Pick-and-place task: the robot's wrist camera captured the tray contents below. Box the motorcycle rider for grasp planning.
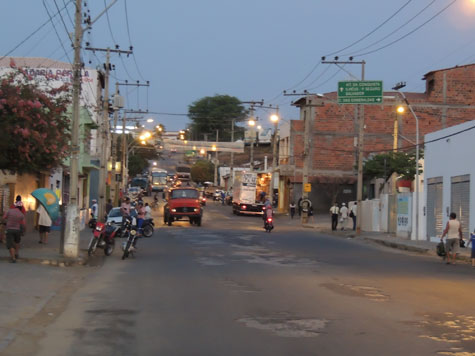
[262,197,273,228]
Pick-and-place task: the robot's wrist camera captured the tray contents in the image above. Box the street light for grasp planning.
[248,119,256,171]
[393,82,420,240]
[212,144,217,151]
[269,112,280,206]
[200,148,205,155]
[147,118,154,123]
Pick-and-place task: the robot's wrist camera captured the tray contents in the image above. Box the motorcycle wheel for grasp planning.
[88,237,98,256]
[104,241,114,256]
[143,224,153,237]
[168,217,172,226]
[122,240,132,260]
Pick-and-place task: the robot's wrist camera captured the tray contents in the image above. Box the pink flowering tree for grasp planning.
[0,69,71,173]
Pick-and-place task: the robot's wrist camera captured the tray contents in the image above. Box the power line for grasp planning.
[324,0,413,57]
[124,0,147,81]
[42,0,71,63]
[341,0,437,57]
[52,0,73,43]
[306,65,346,91]
[1,0,74,60]
[351,0,458,58]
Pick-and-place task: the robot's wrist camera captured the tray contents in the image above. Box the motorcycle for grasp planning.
[262,206,274,233]
[142,218,154,238]
[87,221,119,256]
[122,226,139,260]
[264,216,274,233]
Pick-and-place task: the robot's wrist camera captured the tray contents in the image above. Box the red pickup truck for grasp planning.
[164,187,203,226]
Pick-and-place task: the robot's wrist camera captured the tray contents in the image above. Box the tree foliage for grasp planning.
[0,69,71,173]
[128,154,148,177]
[188,95,247,142]
[363,151,423,182]
[191,160,214,183]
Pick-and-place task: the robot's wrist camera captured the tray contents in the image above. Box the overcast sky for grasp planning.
[2,0,475,131]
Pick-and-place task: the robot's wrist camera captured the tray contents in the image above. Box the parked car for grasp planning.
[163,187,202,226]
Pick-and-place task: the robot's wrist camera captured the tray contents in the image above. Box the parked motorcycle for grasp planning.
[87,221,119,256]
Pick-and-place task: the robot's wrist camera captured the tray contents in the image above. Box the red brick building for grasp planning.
[279,64,475,213]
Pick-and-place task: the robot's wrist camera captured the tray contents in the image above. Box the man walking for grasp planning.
[3,204,25,263]
[330,203,339,231]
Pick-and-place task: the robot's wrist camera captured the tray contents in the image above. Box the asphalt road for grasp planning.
[4,199,475,356]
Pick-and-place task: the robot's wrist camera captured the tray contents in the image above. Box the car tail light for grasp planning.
[242,205,247,210]
[267,218,273,222]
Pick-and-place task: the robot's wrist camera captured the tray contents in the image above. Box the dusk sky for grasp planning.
[2,0,475,131]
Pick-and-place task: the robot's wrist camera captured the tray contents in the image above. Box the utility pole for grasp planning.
[322,59,366,233]
[230,119,235,170]
[99,48,110,222]
[249,106,255,171]
[64,0,120,258]
[84,47,132,220]
[64,0,82,258]
[110,82,120,206]
[214,130,219,186]
[269,106,279,207]
[286,92,323,224]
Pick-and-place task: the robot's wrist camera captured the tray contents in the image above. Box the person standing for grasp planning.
[36,203,52,244]
[144,202,152,220]
[91,199,98,219]
[289,201,296,219]
[330,203,339,231]
[440,212,463,265]
[3,204,25,263]
[340,203,349,231]
[350,202,357,231]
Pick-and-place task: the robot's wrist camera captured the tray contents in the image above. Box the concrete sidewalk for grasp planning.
[0,228,91,266]
[276,212,473,263]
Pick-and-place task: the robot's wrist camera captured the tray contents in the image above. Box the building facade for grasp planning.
[279,64,475,213]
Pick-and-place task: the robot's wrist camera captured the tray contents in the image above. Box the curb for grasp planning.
[0,254,89,267]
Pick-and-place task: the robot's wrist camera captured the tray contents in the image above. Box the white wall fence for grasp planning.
[359,192,426,241]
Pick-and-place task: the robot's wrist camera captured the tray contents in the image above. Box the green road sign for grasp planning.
[338,80,383,104]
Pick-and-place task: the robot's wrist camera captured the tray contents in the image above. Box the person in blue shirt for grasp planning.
[467,230,475,268]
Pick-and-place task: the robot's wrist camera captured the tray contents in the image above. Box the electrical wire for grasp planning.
[306,65,345,91]
[351,0,458,58]
[52,0,73,43]
[42,0,71,63]
[124,0,147,81]
[341,0,437,57]
[1,0,74,60]
[324,0,413,57]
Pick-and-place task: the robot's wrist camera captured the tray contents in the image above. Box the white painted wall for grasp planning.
[424,120,475,238]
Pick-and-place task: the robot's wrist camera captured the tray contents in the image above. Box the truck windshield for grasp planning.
[171,189,198,199]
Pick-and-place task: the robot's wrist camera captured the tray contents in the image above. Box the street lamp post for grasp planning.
[248,118,256,171]
[269,112,279,206]
[393,82,420,240]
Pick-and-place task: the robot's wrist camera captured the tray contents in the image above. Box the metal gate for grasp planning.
[427,177,443,239]
[451,174,470,238]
